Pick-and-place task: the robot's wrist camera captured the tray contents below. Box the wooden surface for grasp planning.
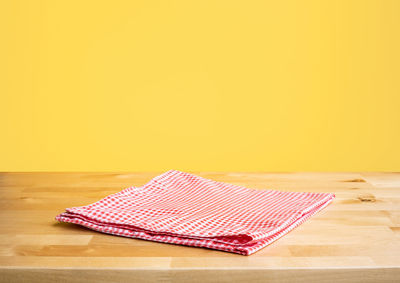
[0,172,399,282]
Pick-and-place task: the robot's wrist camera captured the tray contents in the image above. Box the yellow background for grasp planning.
[1,0,400,172]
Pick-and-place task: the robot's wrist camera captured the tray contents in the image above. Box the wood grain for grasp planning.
[0,172,399,282]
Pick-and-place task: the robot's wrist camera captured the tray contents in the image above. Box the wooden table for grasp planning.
[0,172,399,282]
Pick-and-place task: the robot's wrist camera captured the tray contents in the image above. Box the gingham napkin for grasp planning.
[56,170,335,255]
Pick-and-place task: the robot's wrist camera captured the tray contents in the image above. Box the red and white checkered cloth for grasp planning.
[56,170,335,255]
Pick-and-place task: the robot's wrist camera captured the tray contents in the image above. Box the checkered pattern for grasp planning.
[55,170,335,255]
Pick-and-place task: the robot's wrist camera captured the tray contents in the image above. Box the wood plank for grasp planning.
[0,172,399,282]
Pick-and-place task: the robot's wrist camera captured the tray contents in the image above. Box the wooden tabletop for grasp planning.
[0,172,399,282]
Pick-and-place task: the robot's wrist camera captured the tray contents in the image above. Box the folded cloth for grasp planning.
[56,170,335,255]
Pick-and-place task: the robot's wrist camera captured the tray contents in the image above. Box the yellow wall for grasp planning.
[1,0,400,172]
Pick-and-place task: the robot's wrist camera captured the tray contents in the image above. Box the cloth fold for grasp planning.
[56,170,335,255]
